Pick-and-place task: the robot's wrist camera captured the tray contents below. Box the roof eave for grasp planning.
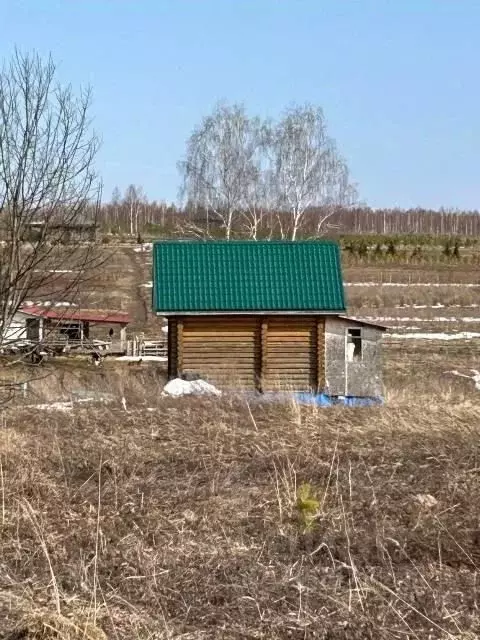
[155,309,347,316]
[338,315,389,331]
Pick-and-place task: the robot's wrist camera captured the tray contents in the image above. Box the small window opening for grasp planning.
[347,328,362,362]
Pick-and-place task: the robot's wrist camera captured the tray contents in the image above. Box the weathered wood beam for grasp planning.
[177,318,184,374]
[259,317,268,392]
[316,317,325,392]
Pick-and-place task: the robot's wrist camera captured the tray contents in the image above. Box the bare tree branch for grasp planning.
[178,103,265,240]
[271,104,356,239]
[0,49,102,353]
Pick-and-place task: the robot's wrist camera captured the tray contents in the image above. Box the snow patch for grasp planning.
[134,243,153,253]
[162,378,222,397]
[140,281,153,288]
[388,331,480,341]
[23,300,77,308]
[346,282,480,288]
[27,401,74,412]
[33,269,76,273]
[394,304,479,309]
[354,316,480,323]
[116,355,167,362]
[446,369,480,390]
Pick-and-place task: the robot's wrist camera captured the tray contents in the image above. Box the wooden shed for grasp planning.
[152,240,386,397]
[7,305,130,352]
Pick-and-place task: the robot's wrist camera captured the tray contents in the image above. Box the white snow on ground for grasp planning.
[26,401,74,412]
[353,316,480,323]
[346,282,480,287]
[446,369,480,390]
[33,269,76,273]
[140,281,153,288]
[22,300,77,307]
[394,304,479,309]
[134,243,153,253]
[162,378,222,397]
[21,397,101,412]
[116,355,167,362]
[161,326,168,333]
[387,331,480,340]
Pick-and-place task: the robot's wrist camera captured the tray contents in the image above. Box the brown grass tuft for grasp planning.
[8,610,106,640]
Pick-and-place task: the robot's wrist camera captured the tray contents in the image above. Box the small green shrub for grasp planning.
[296,482,320,532]
[453,240,461,259]
[386,240,396,256]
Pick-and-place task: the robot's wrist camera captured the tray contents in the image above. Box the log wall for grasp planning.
[167,315,327,392]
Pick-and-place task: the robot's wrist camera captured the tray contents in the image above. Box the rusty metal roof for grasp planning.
[19,306,130,324]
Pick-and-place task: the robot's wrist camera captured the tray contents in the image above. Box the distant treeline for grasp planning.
[99,197,480,238]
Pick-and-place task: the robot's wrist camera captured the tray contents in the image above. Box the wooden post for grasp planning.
[177,318,183,374]
[316,318,325,392]
[120,325,127,351]
[258,317,268,392]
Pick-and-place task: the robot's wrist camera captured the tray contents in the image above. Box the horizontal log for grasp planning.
[184,332,258,339]
[265,378,314,384]
[183,351,257,357]
[182,356,257,362]
[267,318,317,324]
[267,367,313,372]
[267,348,315,355]
[264,386,314,392]
[183,361,255,367]
[183,336,259,342]
[267,338,314,345]
[182,361,256,368]
[267,331,314,336]
[183,344,258,351]
[268,367,313,372]
[184,319,258,326]
[184,323,259,330]
[184,317,258,323]
[266,355,314,361]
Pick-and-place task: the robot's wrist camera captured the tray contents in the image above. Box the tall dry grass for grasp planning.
[1,392,480,638]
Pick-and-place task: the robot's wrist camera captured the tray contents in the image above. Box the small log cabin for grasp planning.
[152,240,386,398]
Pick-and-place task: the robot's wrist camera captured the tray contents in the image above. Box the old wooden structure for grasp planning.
[23,221,98,243]
[7,305,130,354]
[152,240,386,397]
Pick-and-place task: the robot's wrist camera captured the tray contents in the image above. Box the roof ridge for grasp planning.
[152,239,339,245]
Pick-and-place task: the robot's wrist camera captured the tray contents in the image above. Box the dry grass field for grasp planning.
[1,391,480,639]
[1,239,480,638]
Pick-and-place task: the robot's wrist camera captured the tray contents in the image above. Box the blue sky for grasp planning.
[2,0,479,209]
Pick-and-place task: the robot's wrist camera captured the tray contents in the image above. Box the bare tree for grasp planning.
[110,186,121,229]
[178,103,264,240]
[240,161,275,240]
[124,184,146,237]
[271,104,356,240]
[0,50,101,350]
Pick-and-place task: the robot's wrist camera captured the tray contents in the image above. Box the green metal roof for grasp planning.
[152,240,346,313]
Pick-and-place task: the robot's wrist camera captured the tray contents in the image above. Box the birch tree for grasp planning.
[0,50,101,348]
[124,184,146,237]
[271,104,355,240]
[178,103,264,239]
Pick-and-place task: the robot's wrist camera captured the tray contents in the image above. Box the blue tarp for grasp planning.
[293,392,383,407]
[251,391,384,407]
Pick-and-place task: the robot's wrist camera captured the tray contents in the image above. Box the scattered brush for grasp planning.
[1,372,480,637]
[8,610,106,640]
